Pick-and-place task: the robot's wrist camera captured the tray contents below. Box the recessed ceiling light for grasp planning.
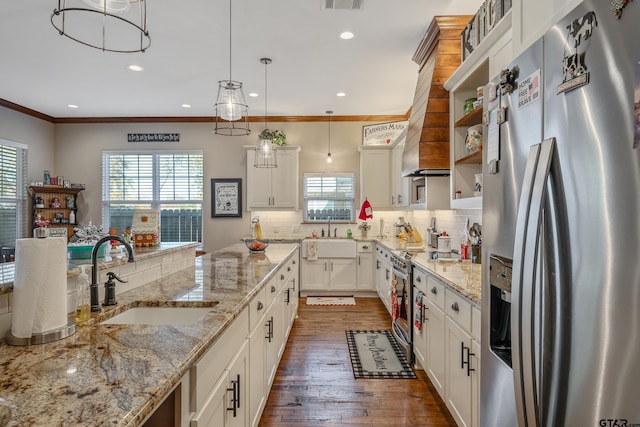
[249,92,259,97]
[340,31,354,40]
[336,92,346,97]
[67,104,79,109]
[128,64,144,72]
[181,104,191,108]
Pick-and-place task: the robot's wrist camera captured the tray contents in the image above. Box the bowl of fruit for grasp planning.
[244,238,270,253]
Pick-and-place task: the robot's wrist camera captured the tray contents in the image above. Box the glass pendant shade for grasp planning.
[326,110,333,164]
[83,0,131,12]
[215,81,248,121]
[255,139,277,168]
[327,152,332,163]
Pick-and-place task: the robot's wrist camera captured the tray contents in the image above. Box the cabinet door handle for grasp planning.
[376,260,380,270]
[285,288,290,305]
[257,301,264,311]
[363,245,369,249]
[281,274,285,280]
[324,262,327,272]
[226,378,238,417]
[292,278,296,292]
[265,317,273,342]
[451,301,459,312]
[358,256,361,266]
[288,266,291,272]
[423,305,429,322]
[431,286,437,295]
[386,269,390,281]
[271,285,276,293]
[416,276,422,283]
[461,343,475,376]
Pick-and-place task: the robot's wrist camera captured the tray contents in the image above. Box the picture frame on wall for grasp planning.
[211,178,242,218]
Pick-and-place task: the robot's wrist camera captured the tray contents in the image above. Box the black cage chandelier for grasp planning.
[51,0,150,53]
[214,0,250,136]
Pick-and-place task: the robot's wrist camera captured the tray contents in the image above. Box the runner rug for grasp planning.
[306,296,356,306]
[345,329,417,379]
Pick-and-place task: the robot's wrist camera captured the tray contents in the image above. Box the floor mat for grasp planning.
[345,329,417,379]
[306,296,356,306]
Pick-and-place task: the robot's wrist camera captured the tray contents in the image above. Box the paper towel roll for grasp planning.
[11,237,68,338]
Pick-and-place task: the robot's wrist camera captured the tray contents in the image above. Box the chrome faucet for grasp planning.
[90,235,134,312]
[327,217,331,238]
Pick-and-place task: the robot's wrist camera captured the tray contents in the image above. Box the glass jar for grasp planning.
[464,97,477,115]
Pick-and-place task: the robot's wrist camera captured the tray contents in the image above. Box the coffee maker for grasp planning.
[426,217,440,249]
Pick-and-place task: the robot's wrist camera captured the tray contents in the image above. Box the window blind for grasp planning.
[303,173,355,222]
[0,139,28,248]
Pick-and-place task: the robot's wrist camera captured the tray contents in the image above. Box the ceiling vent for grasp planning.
[323,0,363,10]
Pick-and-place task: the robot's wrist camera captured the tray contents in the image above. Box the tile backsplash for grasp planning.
[250,208,481,250]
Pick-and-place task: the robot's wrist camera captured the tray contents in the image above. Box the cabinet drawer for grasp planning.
[357,241,374,253]
[445,289,472,333]
[249,287,267,333]
[426,276,446,309]
[265,276,279,309]
[412,267,428,294]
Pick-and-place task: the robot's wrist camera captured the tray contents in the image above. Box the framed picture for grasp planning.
[212,178,242,218]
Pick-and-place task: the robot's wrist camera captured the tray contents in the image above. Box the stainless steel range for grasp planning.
[390,251,413,363]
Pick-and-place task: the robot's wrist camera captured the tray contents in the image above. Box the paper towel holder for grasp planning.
[6,320,76,346]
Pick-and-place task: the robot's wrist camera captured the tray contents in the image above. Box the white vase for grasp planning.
[474,173,483,197]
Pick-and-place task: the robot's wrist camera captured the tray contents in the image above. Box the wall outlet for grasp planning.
[291,224,300,234]
[273,224,279,234]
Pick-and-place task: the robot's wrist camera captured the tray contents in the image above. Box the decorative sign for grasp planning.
[362,120,408,146]
[518,69,541,109]
[558,11,597,94]
[48,228,68,239]
[211,178,242,218]
[128,133,180,142]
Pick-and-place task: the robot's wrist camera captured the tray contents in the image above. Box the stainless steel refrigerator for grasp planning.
[481,0,640,425]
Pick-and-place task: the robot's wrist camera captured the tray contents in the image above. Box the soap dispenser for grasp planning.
[75,265,91,322]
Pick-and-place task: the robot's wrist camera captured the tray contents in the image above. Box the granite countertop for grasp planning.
[0,243,298,426]
[0,242,199,295]
[375,239,482,306]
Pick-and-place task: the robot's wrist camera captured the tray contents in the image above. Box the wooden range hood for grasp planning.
[402,15,472,177]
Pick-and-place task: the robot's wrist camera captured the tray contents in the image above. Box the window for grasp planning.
[303,173,355,222]
[102,151,204,243]
[0,139,27,248]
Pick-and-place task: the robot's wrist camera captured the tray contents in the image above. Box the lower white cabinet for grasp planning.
[411,267,480,427]
[375,246,392,313]
[190,310,249,427]
[356,242,374,290]
[300,258,356,291]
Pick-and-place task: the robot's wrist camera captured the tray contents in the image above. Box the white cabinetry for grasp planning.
[444,12,513,210]
[359,146,391,209]
[412,266,481,427]
[300,258,356,291]
[391,142,409,208]
[246,146,300,210]
[375,245,392,314]
[356,241,374,290]
[190,309,249,427]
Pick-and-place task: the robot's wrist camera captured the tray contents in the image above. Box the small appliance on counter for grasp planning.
[437,232,451,257]
[426,217,440,249]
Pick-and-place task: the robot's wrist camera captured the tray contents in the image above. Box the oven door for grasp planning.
[392,318,411,362]
[390,264,412,362]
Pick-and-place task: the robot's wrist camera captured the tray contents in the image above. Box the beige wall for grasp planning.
[0,106,55,184]
[54,119,370,252]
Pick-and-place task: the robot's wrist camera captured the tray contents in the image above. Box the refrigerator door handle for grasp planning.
[511,138,556,427]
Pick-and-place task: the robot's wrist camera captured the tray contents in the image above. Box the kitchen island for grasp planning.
[0,243,299,426]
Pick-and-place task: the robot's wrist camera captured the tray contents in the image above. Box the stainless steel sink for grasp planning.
[101,304,218,325]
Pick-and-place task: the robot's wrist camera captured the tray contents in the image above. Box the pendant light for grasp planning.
[255,58,277,168]
[214,0,250,136]
[51,0,150,53]
[326,111,333,163]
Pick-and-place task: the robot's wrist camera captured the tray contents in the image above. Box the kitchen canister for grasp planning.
[464,98,477,115]
[465,124,483,153]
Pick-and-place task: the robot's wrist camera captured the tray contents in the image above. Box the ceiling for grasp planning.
[0,0,481,120]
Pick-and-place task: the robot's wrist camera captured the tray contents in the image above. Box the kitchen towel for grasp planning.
[414,291,424,332]
[358,199,373,220]
[11,237,68,338]
[306,239,318,261]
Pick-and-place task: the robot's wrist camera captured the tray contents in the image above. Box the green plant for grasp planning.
[258,129,286,146]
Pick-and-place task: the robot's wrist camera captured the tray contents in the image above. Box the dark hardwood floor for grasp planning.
[259,297,457,426]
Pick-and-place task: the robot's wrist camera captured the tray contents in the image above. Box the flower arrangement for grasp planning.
[258,129,287,146]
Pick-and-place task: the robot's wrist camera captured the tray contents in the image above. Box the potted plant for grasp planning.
[258,129,287,146]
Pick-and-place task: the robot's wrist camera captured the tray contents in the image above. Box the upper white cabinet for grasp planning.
[444,11,513,210]
[246,146,300,210]
[359,146,391,209]
[390,142,409,208]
